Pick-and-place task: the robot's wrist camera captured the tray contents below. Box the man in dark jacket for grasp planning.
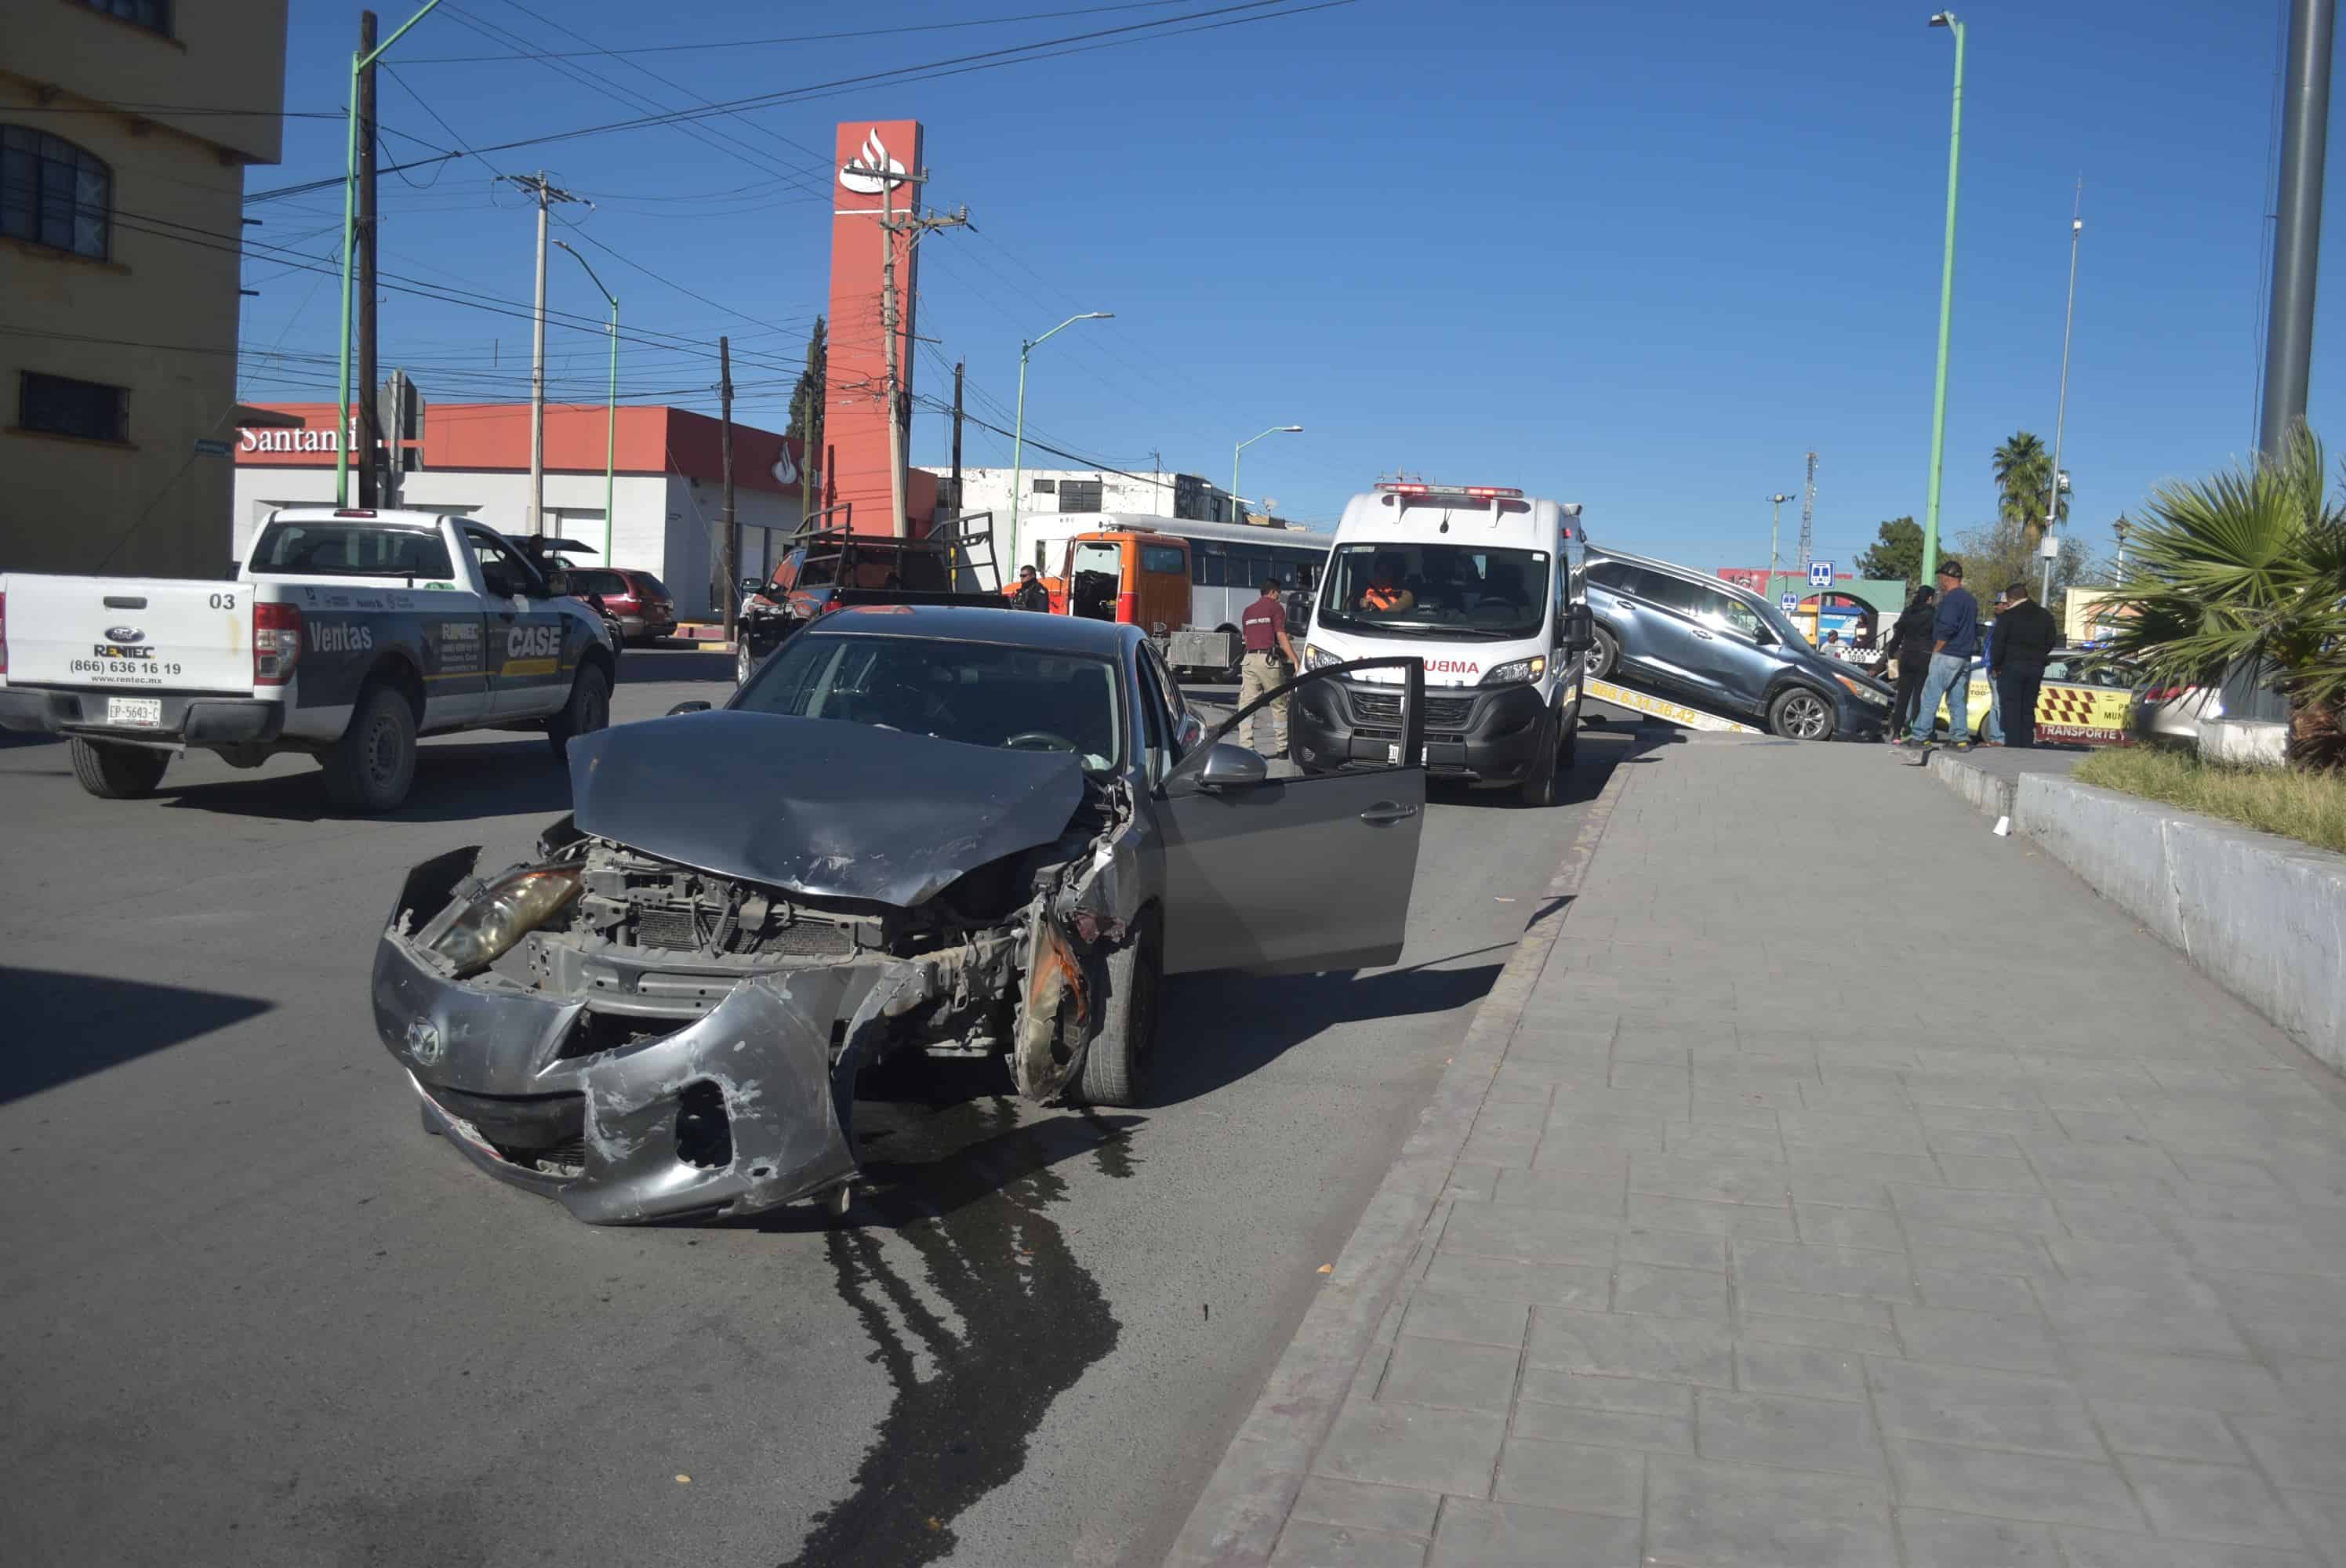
[1901,560,1980,751]
[1011,564,1051,612]
[1988,581,2059,749]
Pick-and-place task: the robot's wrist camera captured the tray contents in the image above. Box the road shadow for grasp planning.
[154,736,576,824]
[1153,959,1507,1109]
[0,965,274,1104]
[0,729,60,751]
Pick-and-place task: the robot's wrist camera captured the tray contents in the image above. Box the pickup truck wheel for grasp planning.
[68,736,169,800]
[1072,909,1161,1109]
[321,683,417,812]
[547,662,611,762]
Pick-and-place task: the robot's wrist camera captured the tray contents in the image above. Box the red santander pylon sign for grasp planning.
[823,119,924,535]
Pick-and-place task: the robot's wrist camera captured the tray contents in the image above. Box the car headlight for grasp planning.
[1303,643,1342,672]
[429,865,582,975]
[1836,673,1890,707]
[1481,655,1547,686]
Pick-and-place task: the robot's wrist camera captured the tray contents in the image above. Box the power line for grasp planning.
[245,0,1356,199]
[399,0,1203,61]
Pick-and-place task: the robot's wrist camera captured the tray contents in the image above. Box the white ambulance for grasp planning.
[1295,483,1594,805]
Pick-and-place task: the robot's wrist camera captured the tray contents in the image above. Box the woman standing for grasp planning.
[1885,586,1937,741]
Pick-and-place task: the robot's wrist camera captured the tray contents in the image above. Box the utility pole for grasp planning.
[2043,183,2084,601]
[853,161,967,537]
[503,172,580,535]
[1767,492,1794,592]
[719,335,737,639]
[950,358,964,516]
[2260,0,2334,456]
[355,9,380,507]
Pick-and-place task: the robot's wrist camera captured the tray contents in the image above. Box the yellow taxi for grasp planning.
[1936,648,2137,746]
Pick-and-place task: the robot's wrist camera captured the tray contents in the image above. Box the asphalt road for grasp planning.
[0,649,1629,1568]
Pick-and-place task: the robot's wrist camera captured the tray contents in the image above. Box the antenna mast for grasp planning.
[1797,450,1819,576]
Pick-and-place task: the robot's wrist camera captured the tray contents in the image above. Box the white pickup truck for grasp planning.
[0,507,617,811]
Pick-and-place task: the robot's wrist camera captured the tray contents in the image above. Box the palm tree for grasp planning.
[1992,430,2067,557]
[2103,430,2346,768]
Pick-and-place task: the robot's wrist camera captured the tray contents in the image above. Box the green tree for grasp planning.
[1858,516,1924,586]
[2104,430,2346,767]
[786,317,826,445]
[1992,430,2068,557]
[1956,514,2088,612]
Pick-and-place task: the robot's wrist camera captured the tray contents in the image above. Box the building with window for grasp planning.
[231,401,807,619]
[928,466,1254,532]
[2,0,289,576]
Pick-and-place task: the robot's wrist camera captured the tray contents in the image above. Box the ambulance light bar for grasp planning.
[1373,483,1523,499]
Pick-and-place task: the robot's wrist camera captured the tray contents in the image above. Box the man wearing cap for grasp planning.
[1900,558,1980,753]
[1988,580,2059,749]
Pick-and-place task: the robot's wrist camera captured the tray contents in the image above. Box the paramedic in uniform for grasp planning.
[1238,577,1299,757]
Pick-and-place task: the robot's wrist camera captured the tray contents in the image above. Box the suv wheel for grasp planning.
[1768,686,1836,741]
[1585,627,1620,681]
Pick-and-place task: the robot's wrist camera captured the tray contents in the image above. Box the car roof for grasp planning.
[812,603,1140,656]
[1589,547,1771,609]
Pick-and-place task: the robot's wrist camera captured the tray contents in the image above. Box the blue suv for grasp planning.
[1582,550,1893,740]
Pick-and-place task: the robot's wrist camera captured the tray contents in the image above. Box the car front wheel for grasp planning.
[1768,686,1836,741]
[1073,908,1161,1107]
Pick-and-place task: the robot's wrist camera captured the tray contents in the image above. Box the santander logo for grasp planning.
[838,127,907,194]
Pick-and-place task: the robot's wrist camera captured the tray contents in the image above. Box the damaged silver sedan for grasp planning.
[374,606,1428,1223]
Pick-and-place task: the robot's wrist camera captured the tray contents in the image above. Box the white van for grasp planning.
[1295,483,1593,805]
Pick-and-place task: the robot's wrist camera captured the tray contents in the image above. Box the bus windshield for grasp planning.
[1316,543,1550,641]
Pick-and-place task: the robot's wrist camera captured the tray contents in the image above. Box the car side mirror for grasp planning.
[1754,625,1776,647]
[1196,742,1268,791]
[666,701,714,717]
[1558,604,1596,655]
[543,569,571,597]
[739,577,761,593]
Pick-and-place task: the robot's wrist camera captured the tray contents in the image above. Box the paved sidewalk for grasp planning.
[1178,733,2346,1567]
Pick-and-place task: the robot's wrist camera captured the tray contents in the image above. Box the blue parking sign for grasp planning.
[1809,561,1835,588]
[1779,593,1799,614]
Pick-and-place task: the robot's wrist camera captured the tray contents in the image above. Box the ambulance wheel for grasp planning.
[1519,714,1563,807]
[1585,628,1620,681]
[1769,686,1836,742]
[68,736,169,800]
[547,662,611,762]
[1073,908,1161,1108]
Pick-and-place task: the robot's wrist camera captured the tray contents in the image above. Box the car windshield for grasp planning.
[1316,543,1550,640]
[735,632,1123,774]
[247,522,453,580]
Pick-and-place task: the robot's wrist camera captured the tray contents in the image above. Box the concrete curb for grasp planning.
[1161,740,1647,1567]
[1928,751,2346,1076]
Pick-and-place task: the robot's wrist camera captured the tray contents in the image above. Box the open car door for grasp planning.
[1157,659,1426,975]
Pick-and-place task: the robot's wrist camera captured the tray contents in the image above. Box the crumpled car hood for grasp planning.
[565,710,1088,907]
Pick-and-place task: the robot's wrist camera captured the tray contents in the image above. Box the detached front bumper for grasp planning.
[1292,678,1551,782]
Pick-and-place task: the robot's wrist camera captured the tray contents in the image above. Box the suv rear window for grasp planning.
[632,573,670,598]
[248,522,453,579]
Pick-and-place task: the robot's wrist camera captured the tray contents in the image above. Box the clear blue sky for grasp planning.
[238,0,2340,570]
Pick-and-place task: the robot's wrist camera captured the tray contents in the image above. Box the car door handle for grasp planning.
[1360,801,1418,825]
[1691,627,1716,640]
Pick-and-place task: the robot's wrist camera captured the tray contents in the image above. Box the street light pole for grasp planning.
[1234,425,1305,526]
[552,241,619,566]
[2042,192,2083,601]
[1008,310,1113,550]
[1920,10,1966,586]
[333,0,442,506]
[1767,492,1794,592]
